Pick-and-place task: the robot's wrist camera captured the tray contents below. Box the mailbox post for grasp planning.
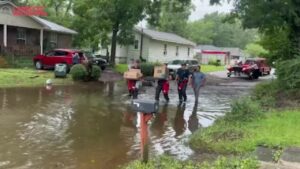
[131,100,159,163]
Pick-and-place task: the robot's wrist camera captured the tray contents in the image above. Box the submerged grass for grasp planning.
[190,110,300,154]
[0,68,73,88]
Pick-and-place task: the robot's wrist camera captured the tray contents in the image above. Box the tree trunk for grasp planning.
[289,25,300,58]
[110,23,119,66]
[65,0,73,16]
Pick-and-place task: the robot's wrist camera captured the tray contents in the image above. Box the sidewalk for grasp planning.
[259,147,300,169]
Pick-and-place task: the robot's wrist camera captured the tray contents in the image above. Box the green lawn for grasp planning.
[114,64,128,74]
[190,110,300,154]
[114,64,225,74]
[201,65,225,73]
[0,68,73,88]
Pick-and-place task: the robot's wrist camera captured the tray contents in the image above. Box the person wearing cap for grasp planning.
[155,63,170,102]
[176,63,190,103]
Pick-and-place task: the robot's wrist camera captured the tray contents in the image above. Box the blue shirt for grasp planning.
[176,68,190,81]
[192,72,206,87]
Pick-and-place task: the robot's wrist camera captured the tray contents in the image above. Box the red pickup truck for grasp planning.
[33,49,87,70]
[227,58,271,79]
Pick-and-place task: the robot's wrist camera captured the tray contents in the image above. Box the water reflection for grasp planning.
[188,104,200,133]
[0,82,250,168]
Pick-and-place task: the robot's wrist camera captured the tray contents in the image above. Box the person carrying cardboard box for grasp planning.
[125,60,142,99]
[154,63,170,102]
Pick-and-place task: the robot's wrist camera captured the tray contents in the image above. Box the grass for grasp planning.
[0,68,73,88]
[190,110,300,154]
[114,64,225,74]
[122,156,258,169]
[201,65,225,73]
[114,64,128,74]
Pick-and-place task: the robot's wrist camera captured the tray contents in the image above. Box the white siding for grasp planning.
[148,40,194,62]
[96,31,195,64]
[127,33,141,61]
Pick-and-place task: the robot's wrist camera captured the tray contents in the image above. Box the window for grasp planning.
[46,51,55,57]
[55,51,68,56]
[50,32,57,48]
[1,6,11,14]
[17,28,26,45]
[163,44,167,55]
[176,46,179,56]
[188,47,190,56]
[134,40,139,49]
[191,60,199,65]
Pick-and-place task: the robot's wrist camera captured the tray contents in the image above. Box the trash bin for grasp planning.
[54,63,67,78]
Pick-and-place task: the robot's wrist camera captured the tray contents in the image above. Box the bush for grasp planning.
[224,97,263,123]
[140,63,155,76]
[208,59,221,66]
[276,58,300,89]
[70,64,87,81]
[0,57,9,68]
[252,81,279,108]
[89,65,101,80]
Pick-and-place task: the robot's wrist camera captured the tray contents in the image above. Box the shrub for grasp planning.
[70,64,87,81]
[276,58,300,89]
[0,57,9,68]
[208,59,221,66]
[224,97,263,123]
[140,63,155,77]
[252,81,278,108]
[89,65,101,80]
[3,56,33,68]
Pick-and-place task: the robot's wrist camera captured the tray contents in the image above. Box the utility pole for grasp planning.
[139,26,144,62]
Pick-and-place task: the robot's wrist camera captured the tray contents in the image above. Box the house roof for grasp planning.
[0,1,77,34]
[33,16,77,34]
[196,45,220,51]
[135,27,196,46]
[196,45,244,56]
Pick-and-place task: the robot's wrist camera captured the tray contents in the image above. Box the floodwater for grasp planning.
[0,81,250,169]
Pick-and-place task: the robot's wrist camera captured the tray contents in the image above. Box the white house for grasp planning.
[97,27,196,63]
[195,45,246,65]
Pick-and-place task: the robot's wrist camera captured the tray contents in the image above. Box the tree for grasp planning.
[244,43,268,58]
[185,12,258,49]
[146,0,192,36]
[73,0,149,65]
[210,0,300,58]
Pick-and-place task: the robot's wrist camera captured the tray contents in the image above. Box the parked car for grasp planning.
[227,58,271,79]
[33,49,87,71]
[84,52,108,70]
[167,59,199,79]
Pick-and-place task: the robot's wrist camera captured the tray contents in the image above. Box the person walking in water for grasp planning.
[127,60,141,99]
[176,63,190,103]
[189,65,206,103]
[155,63,170,102]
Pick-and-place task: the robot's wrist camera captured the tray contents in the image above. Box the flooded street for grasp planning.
[0,80,252,169]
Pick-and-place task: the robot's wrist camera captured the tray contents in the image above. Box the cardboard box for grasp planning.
[154,66,167,79]
[124,69,143,80]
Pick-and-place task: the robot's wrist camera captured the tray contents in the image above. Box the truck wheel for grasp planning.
[35,61,43,70]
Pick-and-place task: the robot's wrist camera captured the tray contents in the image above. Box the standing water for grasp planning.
[0,81,250,169]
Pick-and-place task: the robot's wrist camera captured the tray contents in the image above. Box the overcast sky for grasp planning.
[189,0,234,21]
[139,0,233,27]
